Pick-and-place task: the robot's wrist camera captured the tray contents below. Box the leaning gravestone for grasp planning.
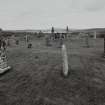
[0,50,11,74]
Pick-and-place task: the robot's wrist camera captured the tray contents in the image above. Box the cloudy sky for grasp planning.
[0,0,105,30]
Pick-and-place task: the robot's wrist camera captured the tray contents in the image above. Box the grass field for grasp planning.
[0,37,105,105]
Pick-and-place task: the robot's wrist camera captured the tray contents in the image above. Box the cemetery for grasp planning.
[0,28,105,105]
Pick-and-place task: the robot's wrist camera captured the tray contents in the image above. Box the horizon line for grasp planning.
[3,27,105,31]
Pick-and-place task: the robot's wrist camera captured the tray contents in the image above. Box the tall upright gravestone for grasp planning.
[61,44,69,77]
[25,35,28,43]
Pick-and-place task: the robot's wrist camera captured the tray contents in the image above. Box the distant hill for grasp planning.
[74,28,105,33]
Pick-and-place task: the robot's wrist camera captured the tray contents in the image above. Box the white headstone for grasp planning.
[85,34,89,47]
[62,44,69,76]
[0,51,11,74]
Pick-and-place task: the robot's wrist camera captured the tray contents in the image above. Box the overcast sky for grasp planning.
[0,0,105,30]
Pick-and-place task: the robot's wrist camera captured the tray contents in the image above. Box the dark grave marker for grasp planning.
[16,40,19,45]
[28,43,32,48]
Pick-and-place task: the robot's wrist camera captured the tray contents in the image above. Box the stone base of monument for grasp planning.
[0,66,11,74]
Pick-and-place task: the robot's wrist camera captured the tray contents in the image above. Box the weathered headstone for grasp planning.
[27,43,32,48]
[85,34,89,48]
[61,44,69,77]
[25,35,28,43]
[0,50,11,74]
[7,38,10,46]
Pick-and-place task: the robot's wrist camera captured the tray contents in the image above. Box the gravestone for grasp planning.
[0,50,11,74]
[27,43,32,48]
[16,40,19,45]
[6,38,10,46]
[25,35,28,43]
[0,38,7,51]
[61,44,69,77]
[45,36,51,46]
[85,34,89,48]
[58,38,63,48]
